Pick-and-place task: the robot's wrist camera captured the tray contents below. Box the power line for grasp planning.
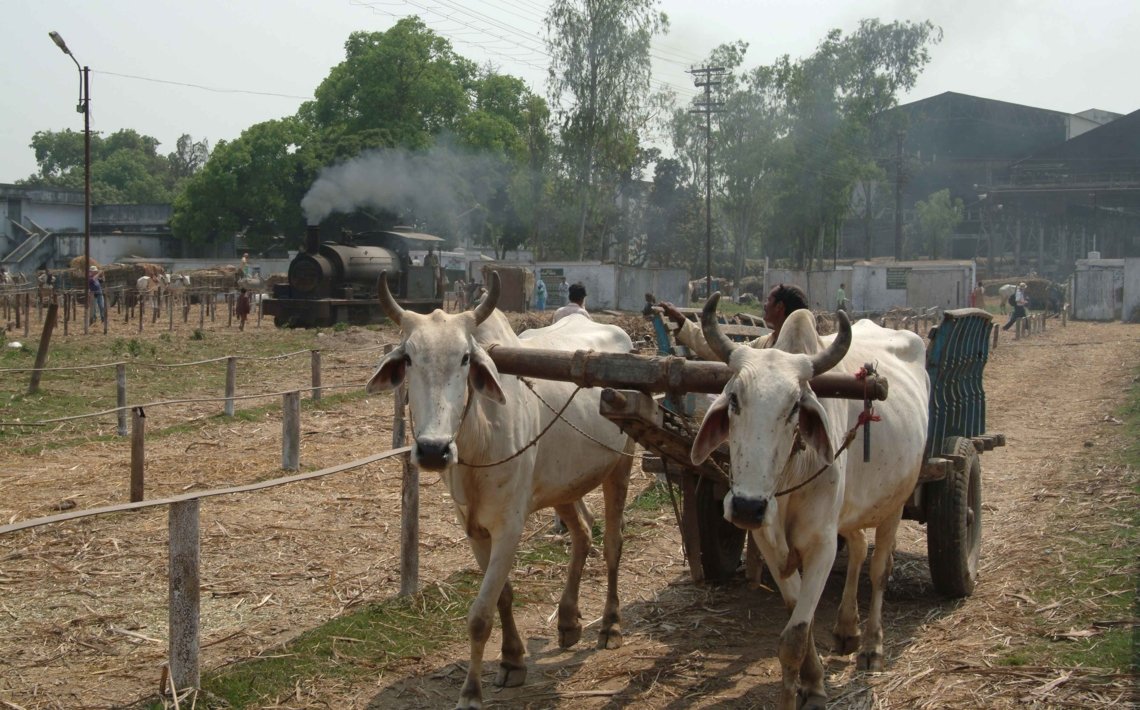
[95,70,312,101]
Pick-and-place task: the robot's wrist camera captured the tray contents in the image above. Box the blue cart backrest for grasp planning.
[925,308,995,459]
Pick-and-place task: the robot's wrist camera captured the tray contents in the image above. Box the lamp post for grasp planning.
[48,31,91,333]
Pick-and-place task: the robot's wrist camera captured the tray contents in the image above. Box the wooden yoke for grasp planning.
[487,346,888,402]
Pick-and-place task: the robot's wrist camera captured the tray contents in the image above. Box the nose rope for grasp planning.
[457,380,585,468]
[772,409,879,498]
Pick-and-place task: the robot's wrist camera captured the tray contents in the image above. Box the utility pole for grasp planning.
[894,129,904,260]
[689,65,725,300]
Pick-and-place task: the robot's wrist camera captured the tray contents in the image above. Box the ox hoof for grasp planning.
[454,692,482,710]
[596,627,623,650]
[832,631,861,655]
[495,662,527,688]
[797,691,828,710]
[558,623,583,649]
[856,650,884,672]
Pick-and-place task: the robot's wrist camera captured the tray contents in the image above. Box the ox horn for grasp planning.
[699,292,739,363]
[377,271,404,325]
[472,270,500,325]
[810,310,852,377]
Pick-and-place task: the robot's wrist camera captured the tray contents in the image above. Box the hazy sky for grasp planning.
[3,0,1137,185]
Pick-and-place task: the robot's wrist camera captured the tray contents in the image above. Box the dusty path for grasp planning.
[0,319,1136,709]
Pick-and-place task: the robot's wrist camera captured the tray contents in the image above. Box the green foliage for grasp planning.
[21,129,209,204]
[110,338,156,359]
[913,188,964,259]
[190,329,206,341]
[545,0,669,260]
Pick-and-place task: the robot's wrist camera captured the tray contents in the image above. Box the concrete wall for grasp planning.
[615,266,689,312]
[765,261,975,313]
[1072,259,1125,321]
[1124,258,1140,323]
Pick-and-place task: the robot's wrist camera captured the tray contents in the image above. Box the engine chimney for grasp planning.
[305,224,321,254]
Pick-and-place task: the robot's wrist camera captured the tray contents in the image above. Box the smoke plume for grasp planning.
[301,144,500,226]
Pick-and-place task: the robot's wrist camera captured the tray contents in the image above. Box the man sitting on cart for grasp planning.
[658,282,810,356]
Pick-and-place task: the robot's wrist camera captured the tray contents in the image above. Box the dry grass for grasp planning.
[0,314,1137,709]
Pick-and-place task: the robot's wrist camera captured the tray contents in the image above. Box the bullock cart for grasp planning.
[488,307,1002,598]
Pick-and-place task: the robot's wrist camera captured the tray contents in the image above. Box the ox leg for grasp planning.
[552,502,589,648]
[857,516,901,672]
[459,527,527,709]
[597,453,631,650]
[762,532,832,710]
[833,528,868,654]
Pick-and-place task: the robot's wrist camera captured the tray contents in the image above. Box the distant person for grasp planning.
[534,276,547,311]
[971,281,986,310]
[642,292,657,317]
[236,287,251,331]
[659,283,810,357]
[1002,281,1029,331]
[240,252,251,278]
[557,277,569,306]
[836,282,848,312]
[552,283,590,323]
[88,265,106,325]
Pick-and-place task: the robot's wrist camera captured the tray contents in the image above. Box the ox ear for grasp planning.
[691,392,731,464]
[366,345,407,394]
[797,390,835,465]
[469,347,506,404]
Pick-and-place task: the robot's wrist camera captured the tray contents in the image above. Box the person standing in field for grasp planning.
[236,287,251,331]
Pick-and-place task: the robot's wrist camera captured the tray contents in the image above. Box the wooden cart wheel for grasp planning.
[695,478,746,582]
[925,436,982,597]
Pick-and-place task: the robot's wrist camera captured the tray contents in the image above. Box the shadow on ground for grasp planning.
[365,547,961,709]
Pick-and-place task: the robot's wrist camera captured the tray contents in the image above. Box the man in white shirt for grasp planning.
[552,282,591,322]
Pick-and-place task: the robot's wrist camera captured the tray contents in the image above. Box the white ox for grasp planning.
[691,296,929,710]
[366,272,635,710]
[997,283,1017,314]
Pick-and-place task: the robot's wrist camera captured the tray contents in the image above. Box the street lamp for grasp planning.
[48,30,91,333]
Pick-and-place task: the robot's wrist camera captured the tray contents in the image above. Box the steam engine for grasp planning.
[262,225,444,328]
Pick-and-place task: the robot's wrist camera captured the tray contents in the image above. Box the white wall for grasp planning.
[765,261,974,313]
[1073,259,1125,321]
[1124,258,1140,323]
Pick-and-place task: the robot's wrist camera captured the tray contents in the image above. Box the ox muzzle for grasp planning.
[413,436,455,470]
[724,493,770,529]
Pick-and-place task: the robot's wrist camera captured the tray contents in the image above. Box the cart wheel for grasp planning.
[925,436,982,597]
[695,479,745,582]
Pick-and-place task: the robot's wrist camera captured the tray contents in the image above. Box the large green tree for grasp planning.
[173,18,554,256]
[21,128,208,204]
[545,0,668,260]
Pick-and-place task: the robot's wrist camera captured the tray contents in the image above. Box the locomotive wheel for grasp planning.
[695,478,745,582]
[925,436,982,597]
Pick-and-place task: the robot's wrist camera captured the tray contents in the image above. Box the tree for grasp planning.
[312,18,476,148]
[768,19,941,267]
[644,157,701,268]
[23,128,207,204]
[913,188,963,259]
[171,118,314,252]
[545,0,668,260]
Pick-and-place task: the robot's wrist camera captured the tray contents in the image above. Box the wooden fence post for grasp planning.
[226,292,233,328]
[62,293,69,336]
[224,357,236,417]
[198,297,205,329]
[27,300,59,395]
[131,407,146,502]
[282,391,300,471]
[311,350,322,401]
[139,293,145,333]
[168,499,201,695]
[116,363,128,436]
[992,322,999,350]
[387,343,419,595]
[24,293,30,337]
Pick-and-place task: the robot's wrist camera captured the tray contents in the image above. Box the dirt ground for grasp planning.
[0,315,1137,709]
